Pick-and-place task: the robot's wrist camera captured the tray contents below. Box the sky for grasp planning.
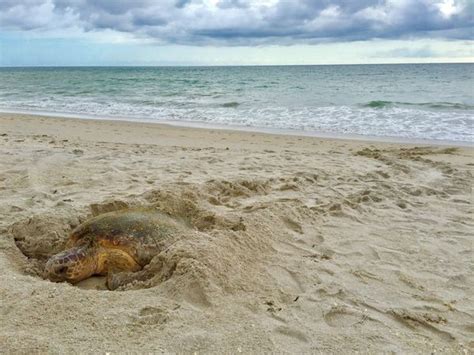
[0,0,473,66]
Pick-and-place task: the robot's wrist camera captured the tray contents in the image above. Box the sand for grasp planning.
[0,112,472,354]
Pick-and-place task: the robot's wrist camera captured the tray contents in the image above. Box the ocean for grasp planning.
[0,64,472,142]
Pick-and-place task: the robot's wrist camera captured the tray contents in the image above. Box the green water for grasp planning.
[0,63,472,141]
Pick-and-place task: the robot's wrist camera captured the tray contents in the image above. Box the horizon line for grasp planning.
[1,61,473,68]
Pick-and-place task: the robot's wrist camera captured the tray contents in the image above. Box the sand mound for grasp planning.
[7,185,271,303]
[10,214,79,260]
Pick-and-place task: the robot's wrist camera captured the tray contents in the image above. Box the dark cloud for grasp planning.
[217,0,250,9]
[0,0,45,9]
[0,0,472,44]
[175,0,192,9]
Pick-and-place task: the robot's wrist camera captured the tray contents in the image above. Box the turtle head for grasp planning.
[45,246,97,284]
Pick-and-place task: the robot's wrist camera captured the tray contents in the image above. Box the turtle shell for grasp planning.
[68,209,186,266]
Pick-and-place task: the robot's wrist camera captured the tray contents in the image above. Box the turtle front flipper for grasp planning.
[97,248,142,291]
[98,248,142,274]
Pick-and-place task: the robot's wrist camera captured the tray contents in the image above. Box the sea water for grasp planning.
[0,64,472,142]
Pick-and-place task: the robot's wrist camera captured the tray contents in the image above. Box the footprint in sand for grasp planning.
[324,306,367,328]
[273,326,309,343]
[281,216,303,234]
[267,265,305,294]
[133,306,170,325]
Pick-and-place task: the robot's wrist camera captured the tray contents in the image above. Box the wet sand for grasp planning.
[0,112,472,353]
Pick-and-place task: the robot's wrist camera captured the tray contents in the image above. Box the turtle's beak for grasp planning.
[44,256,69,282]
[44,262,69,282]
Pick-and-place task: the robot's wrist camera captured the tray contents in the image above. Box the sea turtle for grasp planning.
[44,209,185,289]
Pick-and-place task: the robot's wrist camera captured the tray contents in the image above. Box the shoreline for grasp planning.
[0,108,471,147]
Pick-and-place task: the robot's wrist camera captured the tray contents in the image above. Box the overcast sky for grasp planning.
[0,0,472,66]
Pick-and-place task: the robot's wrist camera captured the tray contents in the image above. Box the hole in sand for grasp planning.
[7,204,243,302]
[8,209,193,292]
[8,211,114,290]
[7,186,264,311]
[9,213,80,276]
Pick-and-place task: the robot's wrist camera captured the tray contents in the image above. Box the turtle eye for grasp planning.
[56,266,67,274]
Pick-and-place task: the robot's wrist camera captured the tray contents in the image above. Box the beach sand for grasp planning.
[0,112,472,353]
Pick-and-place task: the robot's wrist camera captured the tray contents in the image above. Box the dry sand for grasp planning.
[0,112,472,354]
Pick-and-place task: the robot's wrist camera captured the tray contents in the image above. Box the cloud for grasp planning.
[0,0,472,45]
[373,46,438,58]
[373,42,474,59]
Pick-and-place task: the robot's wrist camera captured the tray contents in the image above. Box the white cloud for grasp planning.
[436,0,463,18]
